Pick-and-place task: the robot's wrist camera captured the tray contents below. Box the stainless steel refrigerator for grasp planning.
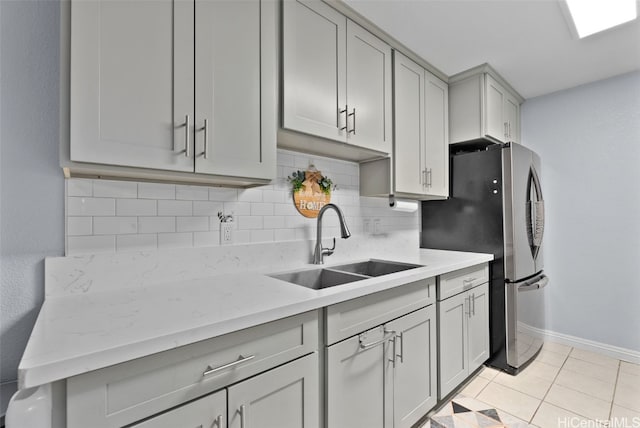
[421,142,548,373]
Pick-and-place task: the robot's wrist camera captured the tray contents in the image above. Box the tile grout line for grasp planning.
[527,346,571,424]
[608,360,621,421]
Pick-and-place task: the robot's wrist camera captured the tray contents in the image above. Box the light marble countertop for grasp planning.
[19,246,492,389]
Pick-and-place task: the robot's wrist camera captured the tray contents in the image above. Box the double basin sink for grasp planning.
[268,259,423,290]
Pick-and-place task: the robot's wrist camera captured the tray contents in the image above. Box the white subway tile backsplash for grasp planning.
[67,235,115,254]
[250,203,274,216]
[93,217,137,235]
[176,216,209,232]
[93,180,137,198]
[116,234,157,252]
[209,187,238,202]
[116,199,157,216]
[237,188,263,203]
[64,149,419,255]
[138,182,175,200]
[263,216,285,229]
[158,200,193,216]
[67,217,93,236]
[176,185,209,201]
[194,231,220,247]
[193,201,224,217]
[138,217,175,234]
[222,201,251,217]
[68,197,116,216]
[67,179,93,197]
[274,228,297,241]
[237,216,263,230]
[158,232,193,249]
[251,229,274,243]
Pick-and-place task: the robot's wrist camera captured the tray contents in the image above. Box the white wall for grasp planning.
[0,0,65,416]
[521,71,640,353]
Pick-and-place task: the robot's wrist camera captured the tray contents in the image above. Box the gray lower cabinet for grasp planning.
[325,281,437,428]
[66,311,318,428]
[437,281,490,399]
[227,353,319,428]
[130,390,226,428]
[387,305,437,428]
[132,353,318,428]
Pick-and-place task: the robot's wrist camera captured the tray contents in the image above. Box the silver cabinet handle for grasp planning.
[465,296,471,318]
[203,354,255,377]
[359,330,396,350]
[202,119,209,159]
[472,293,476,316]
[422,169,427,187]
[339,105,348,131]
[239,404,246,428]
[214,414,223,427]
[427,168,433,187]
[348,108,356,134]
[184,115,190,157]
[463,277,477,287]
[397,332,404,364]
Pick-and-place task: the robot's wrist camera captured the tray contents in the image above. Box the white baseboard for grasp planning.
[518,323,640,364]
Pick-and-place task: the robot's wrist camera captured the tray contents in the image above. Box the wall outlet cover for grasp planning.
[220,222,233,245]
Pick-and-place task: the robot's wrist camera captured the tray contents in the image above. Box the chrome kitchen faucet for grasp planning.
[313,204,351,264]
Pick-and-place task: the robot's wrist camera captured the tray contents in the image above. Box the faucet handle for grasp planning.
[322,237,336,256]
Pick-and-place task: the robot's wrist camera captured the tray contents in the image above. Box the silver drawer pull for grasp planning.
[359,330,396,350]
[463,277,477,286]
[203,354,255,377]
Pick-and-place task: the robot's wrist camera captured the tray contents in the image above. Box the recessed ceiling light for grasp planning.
[562,0,638,38]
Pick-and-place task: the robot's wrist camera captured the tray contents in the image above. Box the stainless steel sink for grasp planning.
[268,259,423,290]
[269,268,367,290]
[330,259,423,277]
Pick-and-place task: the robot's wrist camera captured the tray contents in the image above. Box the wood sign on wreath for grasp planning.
[288,165,335,218]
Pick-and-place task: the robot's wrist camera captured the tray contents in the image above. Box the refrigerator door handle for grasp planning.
[517,275,549,292]
[526,166,545,256]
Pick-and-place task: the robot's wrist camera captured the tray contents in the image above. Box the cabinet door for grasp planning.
[438,292,469,399]
[228,353,319,428]
[424,71,449,198]
[326,326,391,428]
[388,306,438,428]
[282,0,347,142]
[504,92,520,143]
[467,283,490,372]
[346,20,393,154]
[484,74,506,143]
[130,390,225,428]
[194,0,276,180]
[70,0,194,172]
[393,52,425,196]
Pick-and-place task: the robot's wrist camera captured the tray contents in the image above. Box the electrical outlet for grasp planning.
[220,222,233,245]
[363,218,372,234]
[373,218,382,234]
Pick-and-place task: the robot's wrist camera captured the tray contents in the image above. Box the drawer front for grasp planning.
[438,263,488,301]
[67,311,318,428]
[326,278,435,345]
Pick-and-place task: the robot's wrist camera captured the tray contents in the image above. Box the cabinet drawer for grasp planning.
[67,311,318,428]
[438,263,488,301]
[326,278,435,345]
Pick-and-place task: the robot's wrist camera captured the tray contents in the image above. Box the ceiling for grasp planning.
[343,0,640,99]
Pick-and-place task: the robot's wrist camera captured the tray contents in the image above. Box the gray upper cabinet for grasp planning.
[70,0,194,172]
[68,0,276,183]
[282,0,392,155]
[449,64,523,145]
[360,52,448,200]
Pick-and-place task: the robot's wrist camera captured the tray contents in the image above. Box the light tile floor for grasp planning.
[422,342,640,428]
